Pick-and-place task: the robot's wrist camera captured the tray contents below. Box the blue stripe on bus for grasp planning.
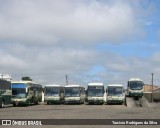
[12,83,26,88]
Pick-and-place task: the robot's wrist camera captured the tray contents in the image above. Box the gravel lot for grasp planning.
[0,102,160,128]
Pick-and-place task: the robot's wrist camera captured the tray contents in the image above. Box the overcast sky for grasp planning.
[0,0,160,87]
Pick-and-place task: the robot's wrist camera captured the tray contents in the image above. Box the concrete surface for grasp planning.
[0,102,160,128]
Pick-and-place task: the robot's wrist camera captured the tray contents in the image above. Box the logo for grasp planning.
[2,120,11,125]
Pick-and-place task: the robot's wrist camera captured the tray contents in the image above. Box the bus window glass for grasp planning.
[65,87,79,97]
[45,87,59,96]
[129,81,143,90]
[108,87,123,96]
[12,83,26,98]
[88,86,104,97]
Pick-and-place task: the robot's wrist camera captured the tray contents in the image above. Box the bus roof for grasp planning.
[45,84,62,87]
[87,83,104,86]
[128,78,143,82]
[64,85,83,88]
[107,84,124,87]
[11,81,40,85]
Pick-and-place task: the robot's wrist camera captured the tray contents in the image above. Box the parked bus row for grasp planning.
[0,77,144,108]
[44,77,144,105]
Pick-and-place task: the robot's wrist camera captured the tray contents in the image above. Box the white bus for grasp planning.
[106,84,125,104]
[11,81,42,106]
[44,84,64,104]
[86,83,105,104]
[127,78,144,98]
[64,85,85,104]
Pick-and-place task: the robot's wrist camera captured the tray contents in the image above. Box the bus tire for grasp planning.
[0,101,4,108]
[28,100,31,106]
[13,103,16,107]
[35,101,39,105]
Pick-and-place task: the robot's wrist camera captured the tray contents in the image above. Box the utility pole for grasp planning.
[66,75,68,85]
[151,73,154,102]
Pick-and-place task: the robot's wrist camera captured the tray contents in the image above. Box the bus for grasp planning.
[11,81,42,106]
[44,84,64,104]
[86,83,105,104]
[106,84,125,104]
[0,79,12,108]
[127,78,144,98]
[64,85,85,104]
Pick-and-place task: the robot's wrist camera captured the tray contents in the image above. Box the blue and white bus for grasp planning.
[11,81,42,106]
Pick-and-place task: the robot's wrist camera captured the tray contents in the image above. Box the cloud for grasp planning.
[0,51,27,70]
[0,0,137,45]
[0,0,159,87]
[100,52,160,86]
[0,43,99,84]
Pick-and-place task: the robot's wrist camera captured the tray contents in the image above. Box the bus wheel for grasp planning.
[47,102,49,105]
[28,100,31,106]
[35,101,39,105]
[0,101,4,108]
[13,103,17,107]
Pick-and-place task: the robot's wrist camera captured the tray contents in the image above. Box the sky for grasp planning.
[0,0,160,88]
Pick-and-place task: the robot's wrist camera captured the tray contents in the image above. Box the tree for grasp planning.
[21,76,32,81]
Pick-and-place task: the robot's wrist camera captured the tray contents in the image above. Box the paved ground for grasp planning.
[0,102,160,128]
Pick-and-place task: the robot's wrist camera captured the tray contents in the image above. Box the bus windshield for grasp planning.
[65,87,79,97]
[129,81,143,90]
[87,86,104,97]
[45,87,59,96]
[12,83,26,98]
[108,87,123,96]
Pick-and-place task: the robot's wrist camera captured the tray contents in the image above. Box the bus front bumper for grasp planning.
[107,97,124,104]
[64,97,80,104]
[11,98,28,105]
[44,97,61,103]
[129,92,143,97]
[87,97,104,104]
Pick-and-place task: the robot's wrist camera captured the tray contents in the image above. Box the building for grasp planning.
[0,74,12,81]
[144,84,159,92]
